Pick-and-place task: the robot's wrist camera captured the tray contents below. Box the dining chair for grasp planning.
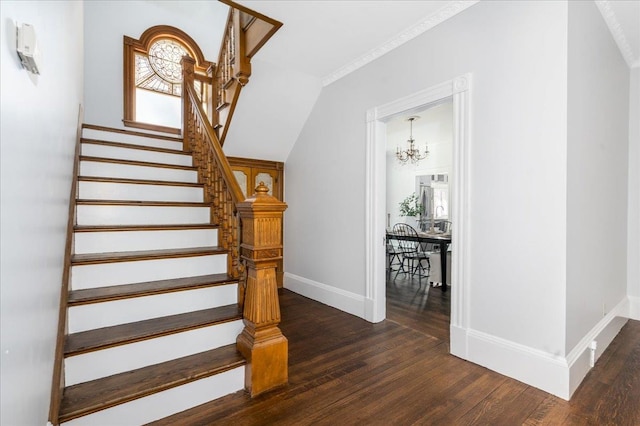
[391,223,430,286]
[437,220,452,233]
[386,238,402,273]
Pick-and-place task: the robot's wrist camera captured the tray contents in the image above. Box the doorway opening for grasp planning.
[385,100,454,342]
[364,74,471,358]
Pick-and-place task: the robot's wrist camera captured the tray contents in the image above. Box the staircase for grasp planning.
[57,125,246,425]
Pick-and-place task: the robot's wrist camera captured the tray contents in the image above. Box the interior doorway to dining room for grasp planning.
[385,100,454,342]
[364,73,471,359]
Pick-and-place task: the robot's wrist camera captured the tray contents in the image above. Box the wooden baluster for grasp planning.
[205,153,213,204]
[232,8,251,86]
[217,174,224,225]
[207,64,217,129]
[212,169,220,224]
[181,56,196,152]
[230,211,241,279]
[236,182,288,396]
[193,124,201,172]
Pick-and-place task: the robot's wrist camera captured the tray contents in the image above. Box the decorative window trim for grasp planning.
[123,25,213,134]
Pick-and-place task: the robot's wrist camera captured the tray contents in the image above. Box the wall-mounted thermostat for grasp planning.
[17,23,41,75]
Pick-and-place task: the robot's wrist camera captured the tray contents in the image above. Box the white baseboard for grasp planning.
[463,328,570,399]
[451,297,630,400]
[284,273,636,400]
[284,273,366,319]
[628,296,640,320]
[566,298,629,398]
[449,324,468,359]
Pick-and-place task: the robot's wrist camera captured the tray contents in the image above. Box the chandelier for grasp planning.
[396,116,428,165]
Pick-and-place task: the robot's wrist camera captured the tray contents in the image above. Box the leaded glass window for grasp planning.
[135,38,190,97]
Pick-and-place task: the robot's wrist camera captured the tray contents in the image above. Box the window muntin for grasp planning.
[135,39,190,97]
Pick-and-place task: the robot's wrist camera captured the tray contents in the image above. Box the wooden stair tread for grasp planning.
[72,246,225,265]
[78,176,204,188]
[82,138,192,156]
[80,155,197,171]
[83,123,184,143]
[68,273,237,305]
[74,223,217,232]
[65,304,241,356]
[59,344,245,423]
[75,199,210,207]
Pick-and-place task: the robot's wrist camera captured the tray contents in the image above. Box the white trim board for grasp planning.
[456,297,629,400]
[628,296,640,320]
[284,272,366,319]
[284,266,631,400]
[595,0,639,68]
[321,1,480,86]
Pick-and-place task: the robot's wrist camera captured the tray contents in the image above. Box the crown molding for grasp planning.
[321,1,479,87]
[595,0,638,69]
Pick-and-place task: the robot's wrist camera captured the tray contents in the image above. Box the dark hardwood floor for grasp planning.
[150,275,640,425]
[386,272,451,342]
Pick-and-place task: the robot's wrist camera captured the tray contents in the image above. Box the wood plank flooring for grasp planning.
[386,273,451,342]
[150,276,640,425]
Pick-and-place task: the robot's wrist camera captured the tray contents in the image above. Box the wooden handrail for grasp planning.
[182,56,243,283]
[184,70,244,205]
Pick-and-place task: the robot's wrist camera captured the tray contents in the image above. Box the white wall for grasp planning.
[0,2,84,424]
[386,101,453,228]
[629,68,640,304]
[565,1,630,352]
[285,0,569,356]
[223,57,322,162]
[83,1,227,129]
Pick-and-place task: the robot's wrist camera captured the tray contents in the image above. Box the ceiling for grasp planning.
[223,0,638,162]
[238,0,480,85]
[238,0,639,87]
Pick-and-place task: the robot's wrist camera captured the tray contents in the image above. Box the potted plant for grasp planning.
[398,193,423,227]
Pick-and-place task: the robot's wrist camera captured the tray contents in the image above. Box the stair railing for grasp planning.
[211,0,282,145]
[182,46,287,395]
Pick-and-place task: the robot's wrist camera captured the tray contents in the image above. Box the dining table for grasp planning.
[386,230,452,292]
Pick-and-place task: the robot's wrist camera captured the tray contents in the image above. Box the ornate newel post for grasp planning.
[236,183,288,396]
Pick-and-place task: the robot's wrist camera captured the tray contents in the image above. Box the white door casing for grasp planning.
[364,73,471,358]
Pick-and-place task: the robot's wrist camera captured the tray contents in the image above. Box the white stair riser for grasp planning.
[83,128,183,151]
[63,368,244,425]
[74,228,217,254]
[76,205,210,226]
[68,284,238,333]
[80,160,198,183]
[82,143,192,167]
[64,320,244,386]
[71,254,227,289]
[78,181,204,202]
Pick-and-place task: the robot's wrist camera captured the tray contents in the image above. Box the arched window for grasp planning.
[123,26,211,134]
[137,38,189,96]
